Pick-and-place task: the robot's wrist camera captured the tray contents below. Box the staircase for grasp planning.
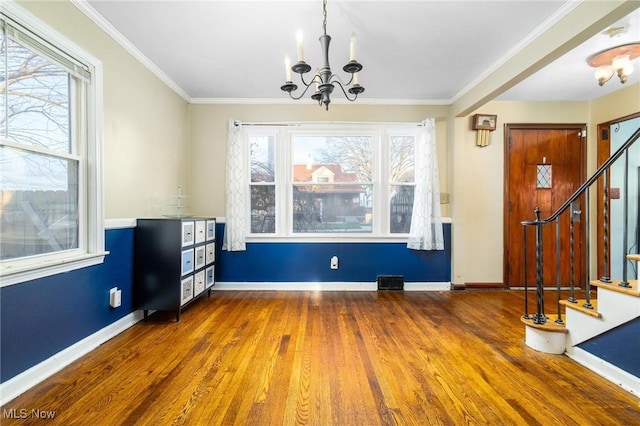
[520,127,640,395]
[522,263,639,394]
[564,263,639,349]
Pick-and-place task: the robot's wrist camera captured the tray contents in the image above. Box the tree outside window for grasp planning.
[0,27,80,261]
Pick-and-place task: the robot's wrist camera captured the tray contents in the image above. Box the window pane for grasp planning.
[536,164,552,189]
[293,184,372,233]
[0,28,5,138]
[0,146,79,260]
[293,135,372,182]
[390,136,415,183]
[250,136,275,183]
[4,36,71,153]
[250,185,275,233]
[390,185,414,234]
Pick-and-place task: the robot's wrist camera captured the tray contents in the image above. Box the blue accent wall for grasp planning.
[216,223,451,283]
[0,228,135,383]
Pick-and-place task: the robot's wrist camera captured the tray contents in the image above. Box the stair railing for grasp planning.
[522,126,640,324]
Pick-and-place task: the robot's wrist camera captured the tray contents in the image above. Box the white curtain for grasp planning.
[223,120,247,251]
[407,118,445,250]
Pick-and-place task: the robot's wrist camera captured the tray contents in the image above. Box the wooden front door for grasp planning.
[504,124,587,288]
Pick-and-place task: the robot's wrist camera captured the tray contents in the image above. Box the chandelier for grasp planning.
[280,0,364,110]
[588,43,640,86]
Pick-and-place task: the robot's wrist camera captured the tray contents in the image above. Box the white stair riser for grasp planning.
[565,288,640,346]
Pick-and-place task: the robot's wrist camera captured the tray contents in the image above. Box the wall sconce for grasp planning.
[471,114,497,147]
[588,43,640,86]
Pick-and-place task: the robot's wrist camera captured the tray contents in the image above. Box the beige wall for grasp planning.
[18,1,190,219]
[450,101,591,286]
[188,103,450,217]
[450,83,640,286]
[590,82,640,126]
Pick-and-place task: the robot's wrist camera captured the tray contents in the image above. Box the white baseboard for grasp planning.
[0,311,144,406]
[565,346,639,395]
[212,281,451,291]
[404,282,451,291]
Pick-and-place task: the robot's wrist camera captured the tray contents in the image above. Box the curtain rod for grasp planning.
[234,120,427,127]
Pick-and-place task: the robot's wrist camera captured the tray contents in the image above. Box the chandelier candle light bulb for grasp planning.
[350,32,356,61]
[285,56,292,82]
[297,30,305,62]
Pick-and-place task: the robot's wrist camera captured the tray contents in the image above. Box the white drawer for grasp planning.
[195,245,206,270]
[195,220,206,244]
[206,242,215,265]
[180,276,194,306]
[181,221,195,247]
[194,269,205,296]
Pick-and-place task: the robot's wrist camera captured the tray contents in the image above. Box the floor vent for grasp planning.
[377,275,405,291]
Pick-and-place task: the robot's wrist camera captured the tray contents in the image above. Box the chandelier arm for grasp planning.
[332,80,358,102]
[287,81,316,101]
[300,72,320,88]
[329,73,353,86]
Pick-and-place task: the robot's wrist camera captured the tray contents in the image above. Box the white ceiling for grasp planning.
[83,0,640,104]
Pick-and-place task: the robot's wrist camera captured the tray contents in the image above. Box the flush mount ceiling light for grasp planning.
[280,0,364,110]
[588,42,640,86]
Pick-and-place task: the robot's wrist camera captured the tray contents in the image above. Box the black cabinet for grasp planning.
[134,218,216,321]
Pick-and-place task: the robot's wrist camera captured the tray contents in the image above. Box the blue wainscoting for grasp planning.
[215,223,451,283]
[0,227,135,383]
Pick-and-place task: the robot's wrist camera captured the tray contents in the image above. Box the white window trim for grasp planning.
[0,2,106,288]
[245,123,422,241]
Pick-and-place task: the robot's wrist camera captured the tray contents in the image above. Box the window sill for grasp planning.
[246,236,411,244]
[244,218,452,243]
[0,252,109,288]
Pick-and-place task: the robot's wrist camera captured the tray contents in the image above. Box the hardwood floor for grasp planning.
[2,290,638,425]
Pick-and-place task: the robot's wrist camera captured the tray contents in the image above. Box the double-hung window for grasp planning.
[248,124,418,238]
[0,7,104,285]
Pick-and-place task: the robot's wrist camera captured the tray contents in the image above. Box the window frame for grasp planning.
[246,123,420,241]
[248,129,279,235]
[0,3,105,287]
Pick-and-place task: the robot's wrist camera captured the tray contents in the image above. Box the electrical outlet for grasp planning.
[109,287,122,308]
[331,256,338,269]
[440,192,450,204]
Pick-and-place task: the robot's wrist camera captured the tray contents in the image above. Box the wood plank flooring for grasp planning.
[2,290,638,425]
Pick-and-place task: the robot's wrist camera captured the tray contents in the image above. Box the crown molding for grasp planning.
[70,0,192,103]
[189,97,451,106]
